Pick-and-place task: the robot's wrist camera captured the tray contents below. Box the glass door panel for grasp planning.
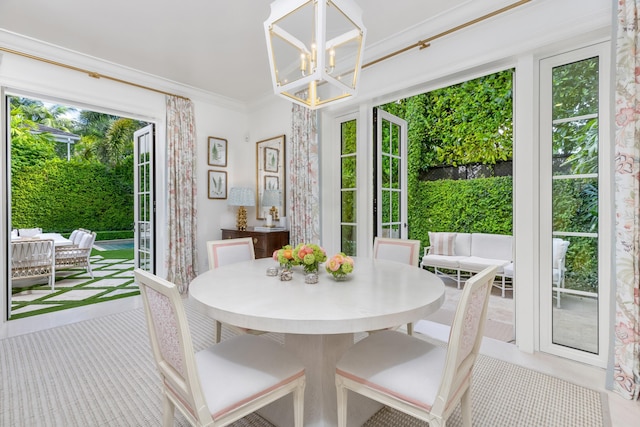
[133,125,154,272]
[375,108,407,239]
[540,42,611,367]
[340,119,357,255]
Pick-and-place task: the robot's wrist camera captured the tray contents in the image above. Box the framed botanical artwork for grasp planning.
[208,136,227,167]
[264,175,279,191]
[264,147,279,172]
[256,135,285,220]
[208,170,227,199]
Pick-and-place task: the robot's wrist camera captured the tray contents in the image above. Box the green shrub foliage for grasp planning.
[11,158,133,234]
[408,177,513,248]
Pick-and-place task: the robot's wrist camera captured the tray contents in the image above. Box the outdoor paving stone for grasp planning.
[12,255,137,318]
[101,288,140,297]
[53,279,88,288]
[11,303,63,315]
[83,278,131,288]
[72,270,113,278]
[111,270,135,278]
[101,264,134,271]
[93,258,128,264]
[12,290,55,302]
[47,289,105,301]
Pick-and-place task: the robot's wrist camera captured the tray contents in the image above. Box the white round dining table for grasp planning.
[189,256,445,427]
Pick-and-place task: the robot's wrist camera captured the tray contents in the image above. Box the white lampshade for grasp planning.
[228,187,255,207]
[262,189,281,207]
[264,0,366,110]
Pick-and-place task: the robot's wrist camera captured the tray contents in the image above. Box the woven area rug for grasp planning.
[0,302,609,426]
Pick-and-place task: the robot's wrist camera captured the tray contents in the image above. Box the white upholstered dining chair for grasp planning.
[206,238,266,343]
[372,237,422,335]
[335,265,497,427]
[373,237,421,267]
[135,269,306,427]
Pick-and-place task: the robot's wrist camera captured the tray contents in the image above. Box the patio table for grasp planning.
[33,233,73,247]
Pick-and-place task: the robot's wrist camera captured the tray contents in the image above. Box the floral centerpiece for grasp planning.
[273,245,297,270]
[292,243,327,274]
[325,253,355,280]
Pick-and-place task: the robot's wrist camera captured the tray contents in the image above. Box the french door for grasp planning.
[374,108,408,239]
[539,43,611,367]
[133,125,155,272]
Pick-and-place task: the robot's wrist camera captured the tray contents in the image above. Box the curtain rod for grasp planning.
[0,46,190,101]
[362,0,532,70]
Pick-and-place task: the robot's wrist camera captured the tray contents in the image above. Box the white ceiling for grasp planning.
[0,0,479,103]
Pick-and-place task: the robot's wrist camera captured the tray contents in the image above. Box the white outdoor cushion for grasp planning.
[421,254,466,270]
[428,232,457,256]
[552,238,569,269]
[196,334,305,419]
[458,256,510,273]
[78,233,94,249]
[453,233,472,256]
[336,330,446,411]
[470,233,512,261]
[18,228,42,237]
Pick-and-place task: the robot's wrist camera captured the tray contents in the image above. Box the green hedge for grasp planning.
[408,176,513,249]
[11,159,133,238]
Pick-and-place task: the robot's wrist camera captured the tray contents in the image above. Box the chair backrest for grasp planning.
[78,231,96,250]
[134,269,212,424]
[207,237,255,269]
[433,265,497,416]
[72,230,87,245]
[11,239,55,279]
[552,238,570,270]
[372,237,421,267]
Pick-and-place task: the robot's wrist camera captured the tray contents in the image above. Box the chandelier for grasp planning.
[264,0,366,110]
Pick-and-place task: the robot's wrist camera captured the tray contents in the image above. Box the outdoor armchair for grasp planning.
[55,231,96,278]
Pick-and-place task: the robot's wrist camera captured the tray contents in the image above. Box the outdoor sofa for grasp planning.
[420,232,513,297]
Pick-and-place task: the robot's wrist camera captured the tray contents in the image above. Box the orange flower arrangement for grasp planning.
[325,252,354,279]
[273,245,297,269]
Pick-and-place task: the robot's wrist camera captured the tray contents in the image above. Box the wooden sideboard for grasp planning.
[221,228,290,259]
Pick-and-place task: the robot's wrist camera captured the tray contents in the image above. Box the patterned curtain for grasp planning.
[613,0,640,401]
[165,96,198,293]
[289,102,320,246]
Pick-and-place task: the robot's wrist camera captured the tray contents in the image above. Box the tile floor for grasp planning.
[10,255,136,317]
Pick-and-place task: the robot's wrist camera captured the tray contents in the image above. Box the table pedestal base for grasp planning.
[258,333,382,427]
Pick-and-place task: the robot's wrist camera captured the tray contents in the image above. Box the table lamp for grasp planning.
[228,187,255,231]
[262,189,281,224]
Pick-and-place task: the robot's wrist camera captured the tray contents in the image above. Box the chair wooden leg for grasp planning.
[161,392,175,427]
[460,388,472,427]
[293,379,306,427]
[86,260,94,279]
[215,320,222,344]
[407,322,413,336]
[336,378,348,427]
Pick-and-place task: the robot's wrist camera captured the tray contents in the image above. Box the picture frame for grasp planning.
[264,175,279,190]
[208,170,227,199]
[264,147,279,172]
[208,136,227,167]
[256,135,286,220]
